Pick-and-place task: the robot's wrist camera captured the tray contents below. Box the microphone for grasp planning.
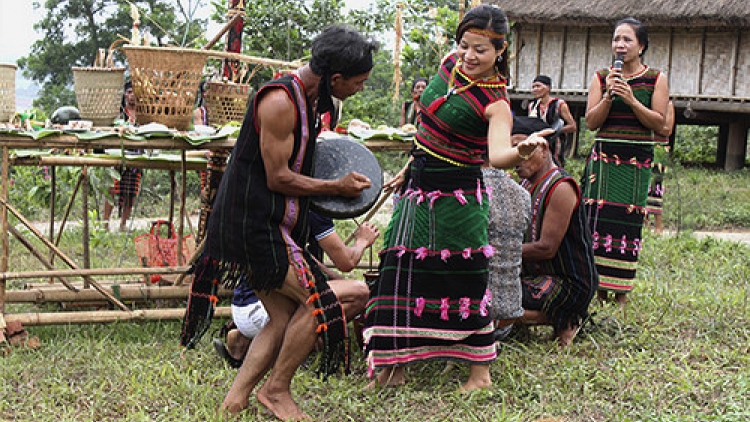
[610,54,624,98]
[613,54,624,71]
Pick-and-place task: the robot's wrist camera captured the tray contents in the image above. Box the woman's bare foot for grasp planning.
[614,293,628,306]
[597,290,609,303]
[460,364,491,392]
[257,383,310,421]
[365,366,405,390]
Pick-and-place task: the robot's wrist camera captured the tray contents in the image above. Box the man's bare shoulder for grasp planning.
[256,88,296,123]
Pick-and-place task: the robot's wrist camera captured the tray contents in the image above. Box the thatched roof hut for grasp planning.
[489,0,750,27]
[486,0,750,169]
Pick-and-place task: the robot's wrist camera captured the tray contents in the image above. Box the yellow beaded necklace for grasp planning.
[426,59,505,114]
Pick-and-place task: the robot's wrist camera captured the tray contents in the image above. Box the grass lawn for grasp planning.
[1,163,748,421]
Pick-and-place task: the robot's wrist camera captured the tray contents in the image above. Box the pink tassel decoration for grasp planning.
[412,188,424,205]
[454,189,468,205]
[414,297,426,317]
[481,245,496,258]
[427,190,441,208]
[459,297,471,320]
[633,238,642,256]
[440,298,450,321]
[480,289,491,317]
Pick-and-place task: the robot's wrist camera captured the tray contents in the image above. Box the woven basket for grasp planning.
[0,63,17,122]
[204,81,252,126]
[72,66,125,126]
[123,46,208,131]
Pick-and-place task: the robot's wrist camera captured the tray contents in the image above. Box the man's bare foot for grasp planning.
[257,384,310,421]
[220,397,250,415]
[365,367,405,390]
[556,325,578,347]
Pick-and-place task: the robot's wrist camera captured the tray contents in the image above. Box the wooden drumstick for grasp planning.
[344,185,394,246]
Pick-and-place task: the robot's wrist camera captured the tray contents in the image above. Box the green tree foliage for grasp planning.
[672,125,719,164]
[340,49,397,127]
[398,2,458,84]
[18,0,208,115]
[16,0,466,126]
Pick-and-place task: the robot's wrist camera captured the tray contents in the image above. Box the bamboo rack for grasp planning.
[6,284,232,304]
[1,266,191,281]
[4,307,232,326]
[10,155,208,171]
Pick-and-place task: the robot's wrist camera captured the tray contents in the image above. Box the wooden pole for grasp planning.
[173,237,205,286]
[82,166,91,286]
[344,186,394,245]
[178,151,187,265]
[6,284,233,303]
[1,266,191,281]
[4,306,232,326]
[0,135,235,151]
[0,198,130,311]
[169,170,176,235]
[208,50,302,69]
[10,156,208,171]
[203,12,243,51]
[7,225,79,291]
[48,166,56,282]
[1,146,9,313]
[223,0,245,79]
[54,172,84,251]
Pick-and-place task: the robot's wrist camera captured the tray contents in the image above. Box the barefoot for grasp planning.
[221,392,251,416]
[596,290,609,303]
[460,364,491,392]
[365,367,405,390]
[460,376,491,392]
[257,383,310,421]
[556,325,578,348]
[614,293,628,306]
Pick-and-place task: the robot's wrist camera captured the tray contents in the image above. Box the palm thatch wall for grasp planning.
[489,0,750,27]
[487,0,750,105]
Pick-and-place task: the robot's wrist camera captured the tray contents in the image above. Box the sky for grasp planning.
[0,0,374,110]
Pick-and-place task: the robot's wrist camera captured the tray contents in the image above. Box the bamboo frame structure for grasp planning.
[6,284,232,304]
[5,307,231,326]
[0,133,233,323]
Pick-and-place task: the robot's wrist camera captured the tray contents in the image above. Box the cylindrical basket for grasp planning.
[0,63,17,122]
[72,66,125,127]
[203,81,252,126]
[122,46,208,131]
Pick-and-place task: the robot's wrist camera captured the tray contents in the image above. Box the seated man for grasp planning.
[214,210,379,368]
[511,116,599,347]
